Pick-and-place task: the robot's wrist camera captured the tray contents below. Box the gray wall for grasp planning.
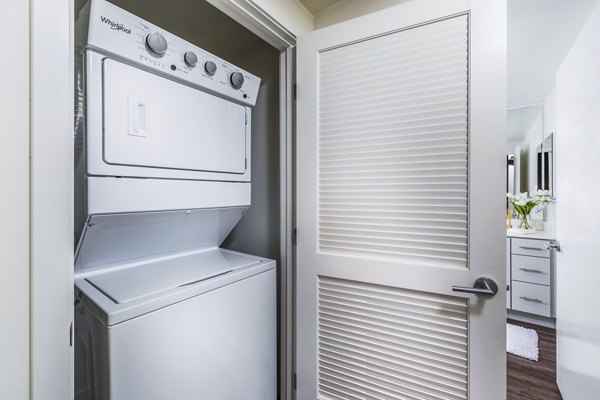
[106,0,281,263]
[221,47,280,263]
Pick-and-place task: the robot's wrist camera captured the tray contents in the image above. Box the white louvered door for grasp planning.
[296,1,506,399]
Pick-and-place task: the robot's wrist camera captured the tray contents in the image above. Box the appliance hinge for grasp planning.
[292,227,297,246]
[245,112,248,124]
[293,83,297,101]
[293,372,297,391]
[69,321,74,347]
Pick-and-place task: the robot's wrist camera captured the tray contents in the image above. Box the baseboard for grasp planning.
[507,309,556,329]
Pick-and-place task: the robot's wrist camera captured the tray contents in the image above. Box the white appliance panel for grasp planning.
[103,59,247,175]
[76,267,276,400]
[85,51,252,183]
[86,177,251,215]
[85,0,261,107]
[108,270,275,400]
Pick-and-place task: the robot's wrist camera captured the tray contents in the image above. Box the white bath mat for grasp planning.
[507,323,539,361]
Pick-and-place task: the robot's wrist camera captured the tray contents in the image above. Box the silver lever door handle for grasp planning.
[544,241,561,251]
[452,277,498,297]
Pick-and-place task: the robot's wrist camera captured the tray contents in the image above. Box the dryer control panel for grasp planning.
[85,0,260,107]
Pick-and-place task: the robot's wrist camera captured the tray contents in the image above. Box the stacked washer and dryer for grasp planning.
[74,1,276,399]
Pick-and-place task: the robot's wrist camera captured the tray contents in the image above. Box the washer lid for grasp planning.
[83,249,259,304]
[75,206,247,275]
[76,249,275,326]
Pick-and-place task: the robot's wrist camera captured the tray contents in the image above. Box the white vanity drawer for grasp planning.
[512,254,551,286]
[511,238,550,258]
[511,281,551,317]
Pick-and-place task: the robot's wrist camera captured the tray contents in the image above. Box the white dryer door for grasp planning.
[103,59,247,175]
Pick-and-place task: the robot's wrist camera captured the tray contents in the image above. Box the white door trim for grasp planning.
[280,46,296,400]
[208,0,297,50]
[30,0,74,399]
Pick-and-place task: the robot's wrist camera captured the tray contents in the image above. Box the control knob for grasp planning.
[145,32,168,55]
[184,51,198,67]
[204,61,217,76]
[230,71,245,90]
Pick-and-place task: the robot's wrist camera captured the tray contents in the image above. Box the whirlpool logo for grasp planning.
[100,16,131,34]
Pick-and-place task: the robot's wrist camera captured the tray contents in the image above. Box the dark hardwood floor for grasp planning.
[507,319,563,400]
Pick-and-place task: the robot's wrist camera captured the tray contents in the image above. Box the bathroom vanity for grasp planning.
[506,232,558,322]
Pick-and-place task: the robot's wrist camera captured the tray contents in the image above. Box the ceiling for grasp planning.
[299,0,342,15]
[508,0,599,108]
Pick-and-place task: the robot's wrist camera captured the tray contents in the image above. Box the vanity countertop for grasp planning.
[506,230,556,240]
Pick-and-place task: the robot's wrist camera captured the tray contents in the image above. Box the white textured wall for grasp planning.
[555,1,600,398]
[0,1,30,399]
[314,0,410,29]
[544,88,557,138]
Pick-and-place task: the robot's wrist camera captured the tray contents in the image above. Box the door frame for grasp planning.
[30,0,297,399]
[30,0,74,399]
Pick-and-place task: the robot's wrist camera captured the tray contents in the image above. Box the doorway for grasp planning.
[505,1,600,398]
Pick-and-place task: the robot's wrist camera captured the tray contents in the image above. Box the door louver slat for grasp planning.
[318,14,469,268]
[318,276,468,400]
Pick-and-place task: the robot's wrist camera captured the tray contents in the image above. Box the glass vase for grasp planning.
[518,213,532,230]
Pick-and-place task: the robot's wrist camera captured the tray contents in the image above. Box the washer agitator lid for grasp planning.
[74,206,248,275]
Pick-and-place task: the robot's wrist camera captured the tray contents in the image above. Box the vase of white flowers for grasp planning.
[507,190,553,231]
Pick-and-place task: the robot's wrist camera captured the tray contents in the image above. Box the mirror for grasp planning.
[506,105,544,196]
[536,133,554,195]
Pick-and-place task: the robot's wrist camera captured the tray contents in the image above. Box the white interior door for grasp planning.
[296,1,507,399]
[554,2,600,397]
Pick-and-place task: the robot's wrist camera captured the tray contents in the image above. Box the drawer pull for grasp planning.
[520,296,544,304]
[519,246,546,251]
[519,268,545,274]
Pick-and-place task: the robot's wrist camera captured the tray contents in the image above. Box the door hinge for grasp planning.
[293,372,297,391]
[245,112,248,124]
[292,227,297,246]
[293,83,297,101]
[69,321,74,347]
